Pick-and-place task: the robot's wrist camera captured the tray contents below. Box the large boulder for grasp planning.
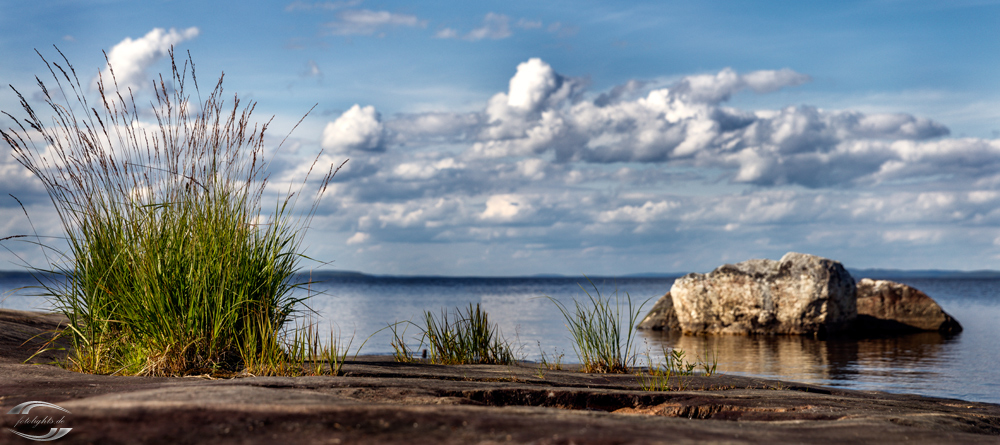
[855,278,962,334]
[636,292,679,331]
[670,252,857,336]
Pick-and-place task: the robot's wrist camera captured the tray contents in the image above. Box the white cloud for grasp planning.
[96,27,199,92]
[466,13,511,40]
[326,9,427,36]
[20,55,1000,275]
[288,60,1000,273]
[371,59,965,188]
[434,28,458,39]
[475,58,585,148]
[321,104,385,153]
[506,58,567,111]
[392,158,464,180]
[436,13,514,41]
[481,194,533,220]
[517,159,547,180]
[346,232,370,244]
[598,201,679,224]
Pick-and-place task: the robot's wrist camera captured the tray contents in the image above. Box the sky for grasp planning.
[2,0,1000,276]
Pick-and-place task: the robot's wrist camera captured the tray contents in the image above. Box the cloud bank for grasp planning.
[299,57,1000,274]
[10,49,1000,275]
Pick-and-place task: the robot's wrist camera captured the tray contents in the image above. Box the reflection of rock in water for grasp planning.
[832,331,959,383]
[638,329,958,386]
[639,330,832,382]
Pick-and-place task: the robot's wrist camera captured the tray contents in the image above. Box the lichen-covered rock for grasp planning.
[671,252,857,336]
[855,278,962,334]
[636,292,679,330]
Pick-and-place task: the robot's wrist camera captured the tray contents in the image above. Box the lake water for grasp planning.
[2,272,998,405]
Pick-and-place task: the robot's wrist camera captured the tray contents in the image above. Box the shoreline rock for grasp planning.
[638,253,963,338]
[636,292,679,331]
[855,278,963,334]
[1,309,998,443]
[670,252,856,336]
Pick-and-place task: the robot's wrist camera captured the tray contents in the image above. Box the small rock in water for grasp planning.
[855,278,962,334]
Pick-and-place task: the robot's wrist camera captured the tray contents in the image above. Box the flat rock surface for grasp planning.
[2,309,998,444]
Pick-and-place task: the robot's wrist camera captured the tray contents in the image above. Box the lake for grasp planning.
[2,272,997,405]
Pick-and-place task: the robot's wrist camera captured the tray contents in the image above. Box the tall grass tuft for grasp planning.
[424,304,516,365]
[548,279,646,373]
[1,47,342,376]
[388,304,516,365]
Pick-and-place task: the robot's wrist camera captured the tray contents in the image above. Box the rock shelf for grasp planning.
[2,309,998,444]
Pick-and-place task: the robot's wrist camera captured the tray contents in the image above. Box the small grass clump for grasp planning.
[284,321,354,376]
[1,48,342,376]
[548,279,646,373]
[387,320,420,363]
[639,347,719,391]
[390,304,516,365]
[534,342,564,379]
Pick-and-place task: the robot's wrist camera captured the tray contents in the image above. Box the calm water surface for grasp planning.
[3,273,998,404]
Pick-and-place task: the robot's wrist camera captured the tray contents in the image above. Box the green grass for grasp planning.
[548,279,646,373]
[638,347,719,391]
[283,320,354,376]
[387,320,421,363]
[390,304,517,365]
[1,48,342,376]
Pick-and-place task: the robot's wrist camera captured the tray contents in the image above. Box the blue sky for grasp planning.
[3,0,1000,275]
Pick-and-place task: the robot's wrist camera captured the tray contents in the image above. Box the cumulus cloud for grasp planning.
[325,9,427,36]
[96,27,199,91]
[671,67,810,104]
[305,60,999,261]
[367,59,961,188]
[481,194,533,220]
[72,58,1000,273]
[321,104,385,153]
[473,58,586,150]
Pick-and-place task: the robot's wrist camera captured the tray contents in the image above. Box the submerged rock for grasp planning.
[670,252,857,336]
[855,278,963,334]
